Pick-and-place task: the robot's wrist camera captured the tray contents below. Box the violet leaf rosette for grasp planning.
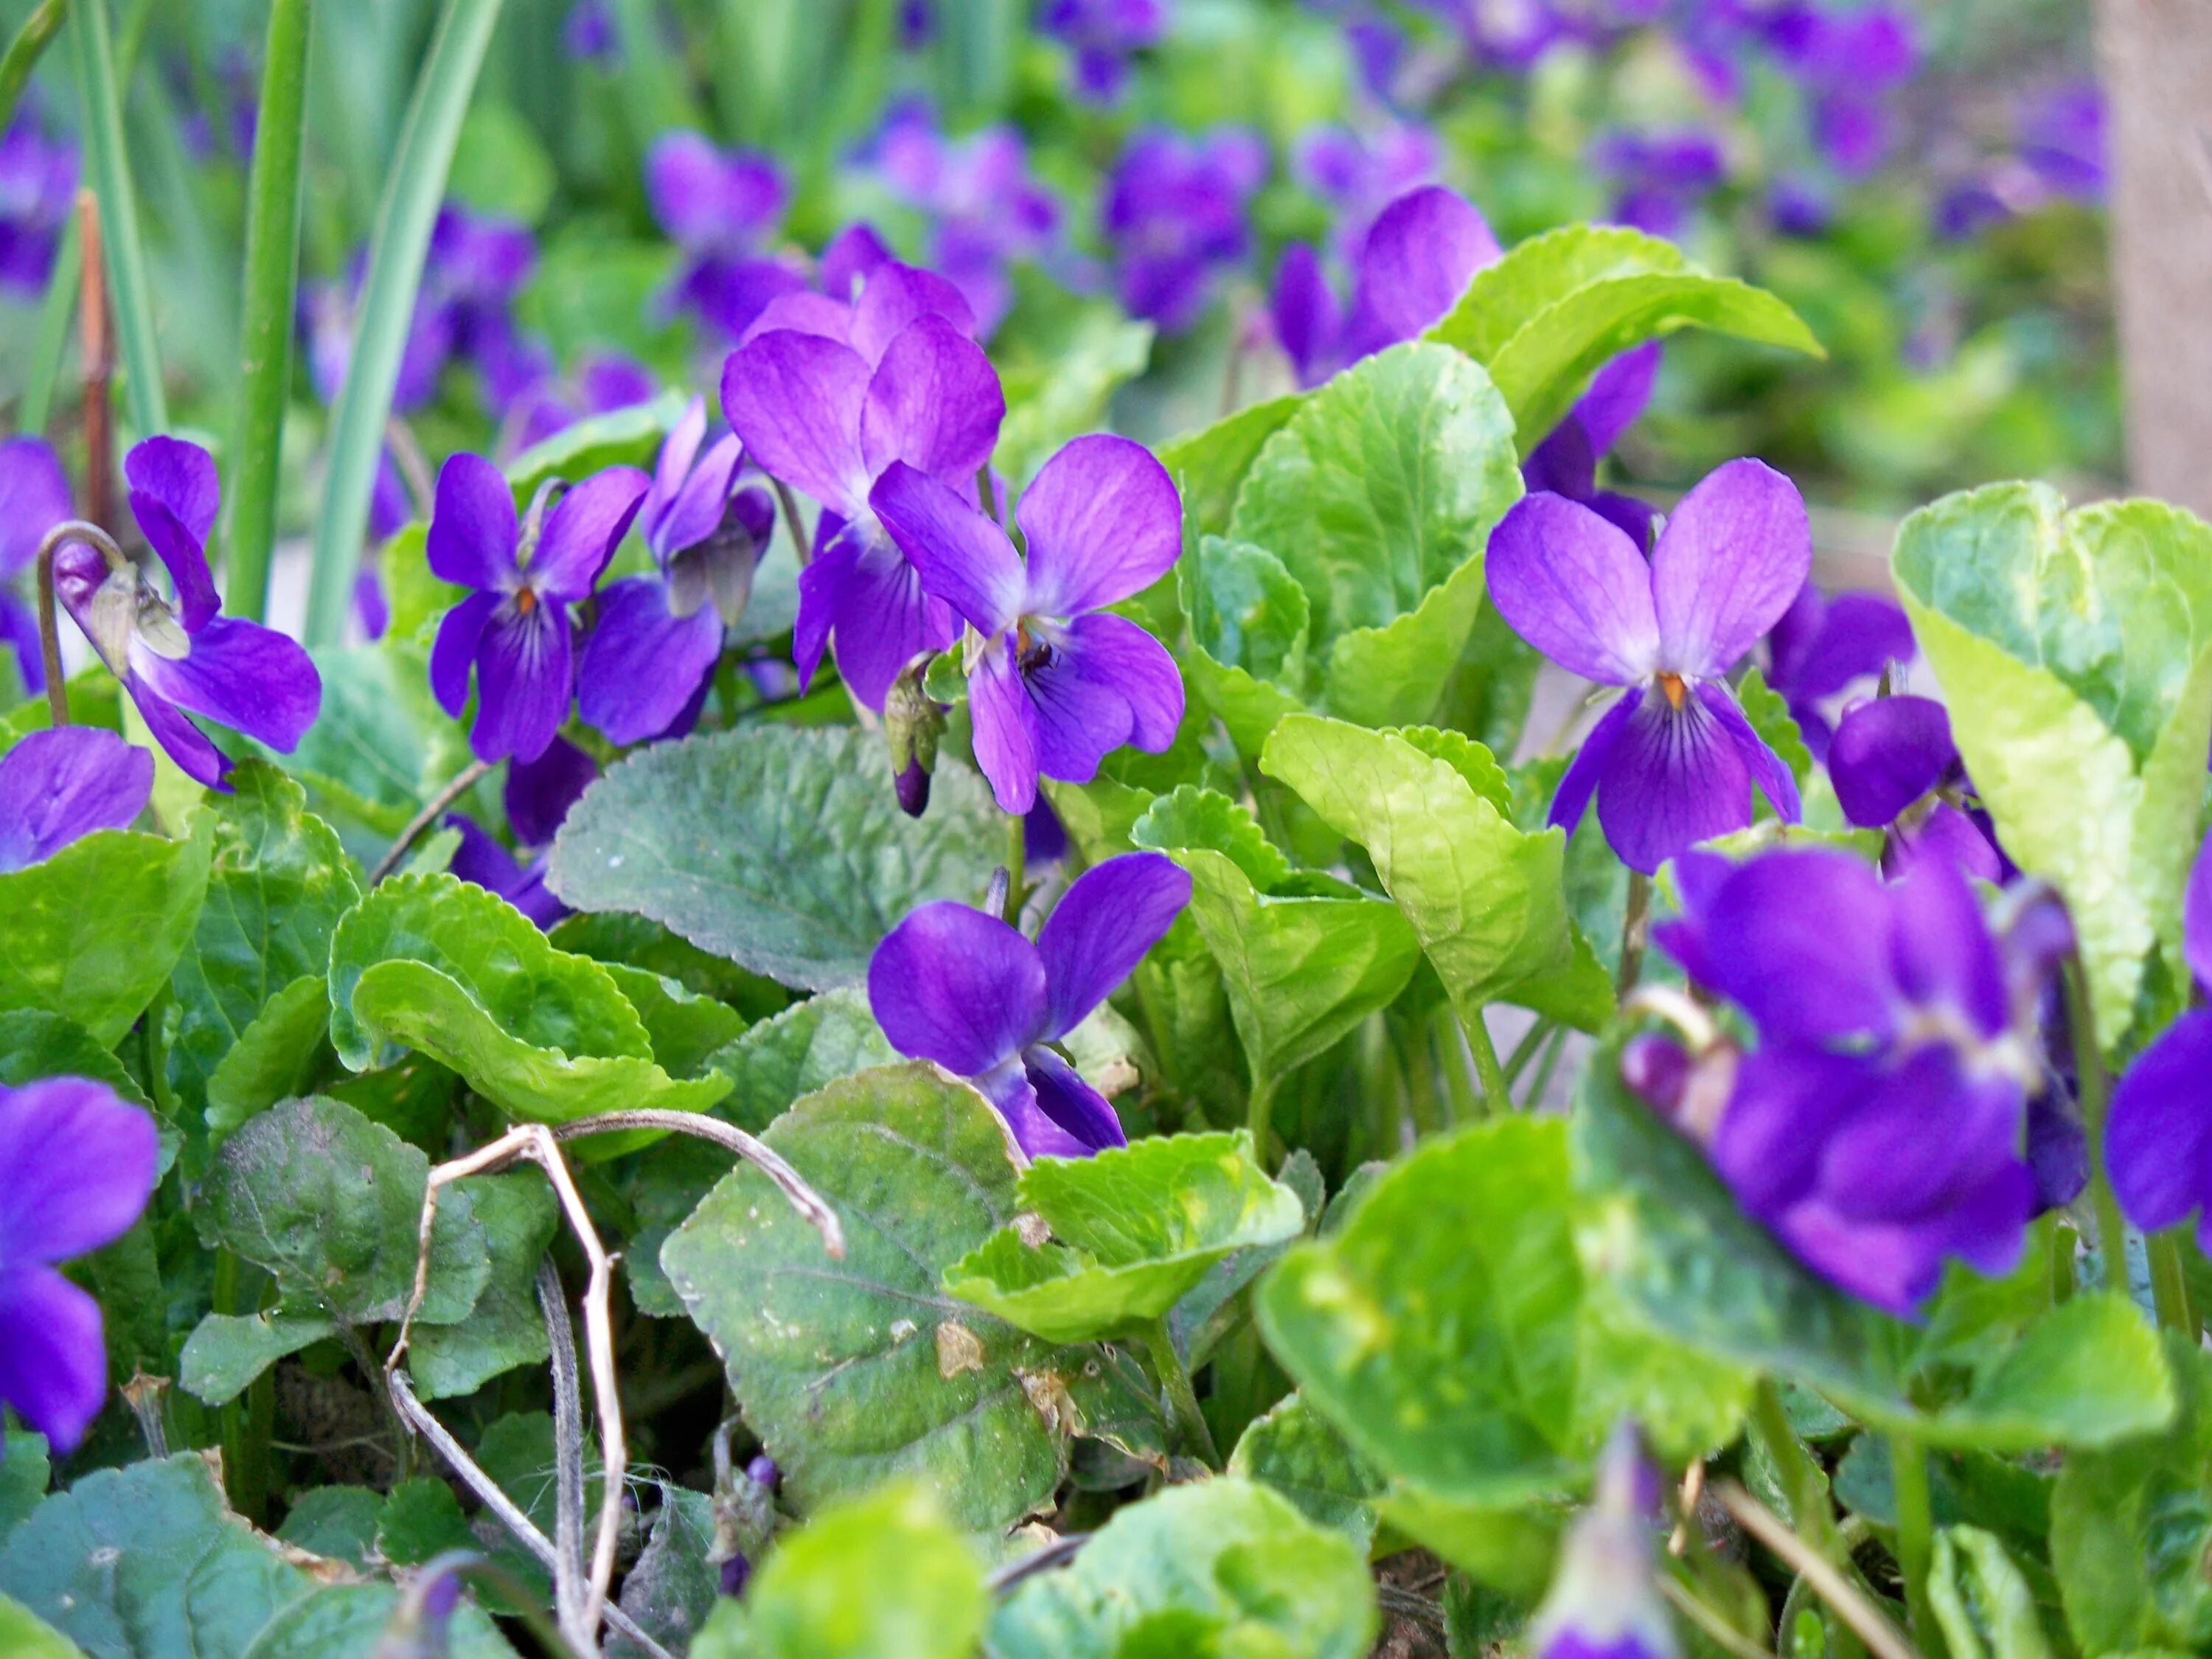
[49,438,321,790]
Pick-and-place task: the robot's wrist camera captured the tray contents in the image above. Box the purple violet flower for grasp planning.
[1764,578,1913,760]
[646,131,805,341]
[428,456,650,763]
[1826,694,2006,882]
[1652,847,2040,1314]
[0,117,76,299]
[563,0,617,61]
[0,1076,159,1451]
[2108,827,2212,1248]
[1765,4,1919,177]
[870,434,1186,815]
[1590,129,1725,240]
[721,261,1003,712]
[2017,81,2106,204]
[0,434,72,693]
[580,395,776,744]
[1486,458,1809,873]
[1520,341,1662,549]
[1270,184,1501,388]
[1291,122,1443,265]
[1528,1422,1678,1659]
[0,727,153,871]
[1102,127,1267,333]
[49,438,321,790]
[1041,0,1165,102]
[445,735,596,930]
[507,352,660,455]
[867,852,1190,1158]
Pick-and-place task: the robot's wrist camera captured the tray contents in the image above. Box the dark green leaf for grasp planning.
[246,1582,516,1657]
[272,1487,383,1571]
[197,1095,487,1326]
[411,1173,559,1400]
[599,962,750,1079]
[661,1062,1077,1530]
[375,1477,476,1567]
[987,1478,1377,1659]
[610,1486,720,1659]
[945,1130,1306,1343]
[1228,1394,1382,1545]
[548,911,792,1018]
[1930,1525,2053,1659]
[0,823,212,1044]
[204,975,330,1144]
[167,762,359,1118]
[178,1311,338,1408]
[702,988,900,1133]
[0,1432,47,1543]
[546,727,1005,992]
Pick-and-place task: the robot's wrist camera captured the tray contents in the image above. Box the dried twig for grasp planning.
[75,188,113,535]
[986,1531,1090,1593]
[385,1371,672,1659]
[1658,1576,1776,1659]
[387,1124,628,1649]
[538,1259,589,1643]
[1711,1481,1919,1659]
[550,1109,846,1259]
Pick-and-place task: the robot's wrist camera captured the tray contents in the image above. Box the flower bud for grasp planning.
[885,658,945,820]
[1528,1423,1679,1659]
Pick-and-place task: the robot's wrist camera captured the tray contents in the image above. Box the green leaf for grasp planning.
[691,1483,984,1659]
[0,1010,155,1113]
[2049,1334,2212,1655]
[197,1094,488,1326]
[1368,1485,1559,1600]
[1260,717,1574,1032]
[0,1453,307,1658]
[0,1431,49,1543]
[410,1172,559,1400]
[1133,788,1420,1089]
[1321,552,1497,731]
[204,975,331,1144]
[611,1486,719,1659]
[1734,667,1814,790]
[1426,223,1689,365]
[236,1582,516,1658]
[0,824,212,1045]
[331,874,728,1141]
[945,1130,1306,1343]
[505,390,691,503]
[272,1488,383,1571]
[375,1477,476,1567]
[1227,342,1520,661]
[178,1311,338,1407]
[1892,487,2212,1043]
[597,962,750,1079]
[661,1062,1078,1530]
[987,1478,1377,1659]
[168,762,360,1118]
[0,1595,79,1659]
[1926,1293,2173,1451]
[1228,1394,1382,1545]
[701,987,899,1132]
[547,911,792,1018]
[271,645,453,855]
[546,727,1005,992]
[1930,1526,2053,1659]
[1155,394,1303,543]
[996,307,1155,489]
[448,100,554,222]
[1178,535,1314,756]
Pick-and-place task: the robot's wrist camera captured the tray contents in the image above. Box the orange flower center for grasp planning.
[1657,672,1686,711]
[515,587,538,615]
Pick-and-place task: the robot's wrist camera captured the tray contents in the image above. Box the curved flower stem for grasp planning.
[1617,868,1654,996]
[34,518,126,728]
[1141,1316,1218,1468]
[369,758,493,885]
[1887,1433,1939,1655]
[0,0,69,137]
[2059,955,2130,1298]
[1501,1017,1557,1087]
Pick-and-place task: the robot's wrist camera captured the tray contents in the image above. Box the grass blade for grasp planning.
[225,0,316,624]
[0,0,69,135]
[66,0,166,441]
[304,0,506,647]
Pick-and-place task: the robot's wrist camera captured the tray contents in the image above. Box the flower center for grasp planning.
[1656,672,1688,711]
[1016,622,1055,672]
[515,587,538,616]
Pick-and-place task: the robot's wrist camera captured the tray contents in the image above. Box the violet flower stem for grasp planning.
[1501,1018,1557,1086]
[1245,1072,1280,1160]
[1142,1316,1218,1469]
[771,477,809,566]
[1617,867,1653,996]
[1461,1004,1509,1113]
[2059,954,2130,1298]
[1003,810,1026,924]
[1888,1430,1940,1655]
[2146,1232,2195,1334]
[32,535,73,727]
[369,758,493,886]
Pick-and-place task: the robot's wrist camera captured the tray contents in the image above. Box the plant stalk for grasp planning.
[66,0,165,442]
[2147,1231,2196,1334]
[1888,1431,1940,1655]
[1003,810,1026,922]
[1618,867,1653,995]
[0,0,68,135]
[1461,1001,1509,1111]
[368,757,493,885]
[75,189,112,532]
[1142,1316,1218,1468]
[304,0,507,646]
[224,0,315,622]
[1245,1072,1280,1158]
[2060,955,2131,1298]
